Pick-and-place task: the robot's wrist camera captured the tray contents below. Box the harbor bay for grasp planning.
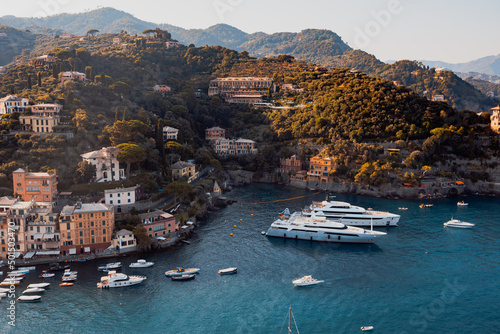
[2,184,499,333]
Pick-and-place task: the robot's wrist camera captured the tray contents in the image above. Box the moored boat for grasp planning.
[0,288,9,293]
[23,287,45,294]
[457,201,468,206]
[218,267,237,275]
[28,283,50,289]
[17,295,41,302]
[361,326,374,331]
[292,275,324,287]
[171,274,196,281]
[39,272,55,278]
[1,279,21,286]
[59,282,73,287]
[97,270,146,288]
[129,259,154,268]
[47,263,70,272]
[165,268,200,277]
[98,262,122,272]
[62,275,77,282]
[266,211,386,244]
[303,197,400,227]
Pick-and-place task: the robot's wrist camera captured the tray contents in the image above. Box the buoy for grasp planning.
[234,225,237,228]
[230,233,233,236]
[224,221,227,224]
[251,214,253,217]
[240,219,242,221]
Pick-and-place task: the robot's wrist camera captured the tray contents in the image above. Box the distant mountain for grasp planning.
[0,7,351,65]
[420,54,500,77]
[0,25,38,65]
[455,71,500,84]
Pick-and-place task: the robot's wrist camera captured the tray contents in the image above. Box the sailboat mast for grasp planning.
[288,307,292,334]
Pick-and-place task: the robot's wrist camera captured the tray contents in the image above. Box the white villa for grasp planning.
[80,147,125,182]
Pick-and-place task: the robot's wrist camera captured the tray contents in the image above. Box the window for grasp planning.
[109,194,113,198]
[80,239,83,244]
[79,231,83,237]
[91,221,94,227]
[110,200,113,204]
[79,214,82,218]
[102,212,105,217]
[91,229,94,237]
[103,236,106,243]
[102,221,106,226]
[91,238,95,244]
[79,222,82,228]
[103,229,106,235]
[66,223,70,230]
[91,213,94,217]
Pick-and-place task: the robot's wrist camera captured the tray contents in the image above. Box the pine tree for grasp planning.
[37,72,42,87]
[27,74,32,89]
[122,107,127,120]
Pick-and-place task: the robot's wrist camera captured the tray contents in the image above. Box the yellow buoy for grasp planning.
[230,233,233,236]
[240,219,243,221]
[233,225,237,228]
[251,214,253,216]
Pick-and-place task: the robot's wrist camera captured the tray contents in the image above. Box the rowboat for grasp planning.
[18,295,42,302]
[60,282,74,287]
[218,267,237,275]
[361,326,374,331]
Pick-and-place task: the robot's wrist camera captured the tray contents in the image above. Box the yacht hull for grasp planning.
[266,228,378,244]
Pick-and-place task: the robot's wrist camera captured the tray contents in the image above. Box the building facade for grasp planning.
[110,229,136,252]
[104,186,137,213]
[30,55,57,69]
[81,146,125,182]
[205,127,225,141]
[280,155,303,174]
[163,126,179,141]
[19,103,62,133]
[491,105,500,133]
[138,210,178,238]
[165,41,183,48]
[171,161,198,182]
[12,168,58,201]
[153,85,171,95]
[212,138,258,156]
[307,155,336,183]
[0,95,29,115]
[59,71,86,84]
[25,202,60,255]
[208,77,274,104]
[59,203,114,254]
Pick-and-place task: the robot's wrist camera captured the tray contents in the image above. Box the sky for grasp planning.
[4,0,500,63]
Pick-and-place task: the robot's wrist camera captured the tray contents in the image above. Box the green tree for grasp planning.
[117,143,147,179]
[133,225,151,247]
[87,29,99,39]
[75,161,96,183]
[27,73,32,89]
[37,72,42,87]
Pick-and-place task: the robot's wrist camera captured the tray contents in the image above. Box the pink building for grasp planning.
[165,41,183,48]
[153,85,171,95]
[280,155,303,174]
[138,210,179,238]
[59,71,86,84]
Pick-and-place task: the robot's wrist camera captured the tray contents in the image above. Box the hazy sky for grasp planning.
[4,0,500,63]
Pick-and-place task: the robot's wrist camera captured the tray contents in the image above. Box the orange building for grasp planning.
[205,126,225,141]
[59,203,114,255]
[307,155,336,183]
[208,77,274,103]
[12,168,58,201]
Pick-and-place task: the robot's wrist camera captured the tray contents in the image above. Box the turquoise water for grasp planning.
[2,184,499,333]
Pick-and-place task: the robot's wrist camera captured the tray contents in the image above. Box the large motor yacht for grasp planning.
[302,195,400,227]
[265,211,386,244]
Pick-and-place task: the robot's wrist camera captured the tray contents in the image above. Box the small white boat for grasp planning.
[1,279,21,286]
[129,259,154,268]
[27,283,50,289]
[398,207,408,210]
[292,275,324,287]
[23,287,45,294]
[0,288,9,293]
[457,201,468,206]
[165,268,200,277]
[0,292,6,299]
[218,267,238,275]
[39,272,55,278]
[361,326,374,331]
[17,266,36,271]
[62,275,77,282]
[98,262,122,271]
[6,272,26,278]
[444,218,475,228]
[17,295,41,302]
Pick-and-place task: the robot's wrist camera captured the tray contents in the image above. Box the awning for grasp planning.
[34,233,44,239]
[14,252,22,258]
[69,248,76,255]
[43,233,55,239]
[36,251,60,255]
[24,252,36,259]
[84,247,91,253]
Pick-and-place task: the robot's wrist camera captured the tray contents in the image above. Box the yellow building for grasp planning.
[59,203,114,255]
[171,161,198,182]
[19,103,63,133]
[307,155,336,183]
[491,105,500,133]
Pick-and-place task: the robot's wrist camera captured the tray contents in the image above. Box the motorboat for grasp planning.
[47,263,70,272]
[17,266,35,271]
[28,283,50,289]
[302,197,400,227]
[165,268,200,277]
[62,275,77,282]
[6,271,26,278]
[60,282,73,287]
[266,211,386,244]
[23,287,45,294]
[97,270,146,289]
[457,201,468,206]
[98,262,122,271]
[1,279,21,286]
[171,274,196,281]
[17,295,41,302]
[129,259,154,268]
[218,267,238,275]
[419,204,433,208]
[0,288,9,293]
[361,326,374,331]
[444,218,475,228]
[292,275,324,287]
[39,272,55,278]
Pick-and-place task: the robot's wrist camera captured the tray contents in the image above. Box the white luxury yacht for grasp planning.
[265,211,386,244]
[302,197,400,227]
[97,271,146,288]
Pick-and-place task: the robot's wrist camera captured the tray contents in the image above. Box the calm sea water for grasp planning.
[2,184,499,334]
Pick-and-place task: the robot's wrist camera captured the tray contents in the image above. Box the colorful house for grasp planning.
[205,126,225,141]
[307,155,336,183]
[0,95,29,115]
[171,161,198,182]
[12,168,58,201]
[138,210,178,238]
